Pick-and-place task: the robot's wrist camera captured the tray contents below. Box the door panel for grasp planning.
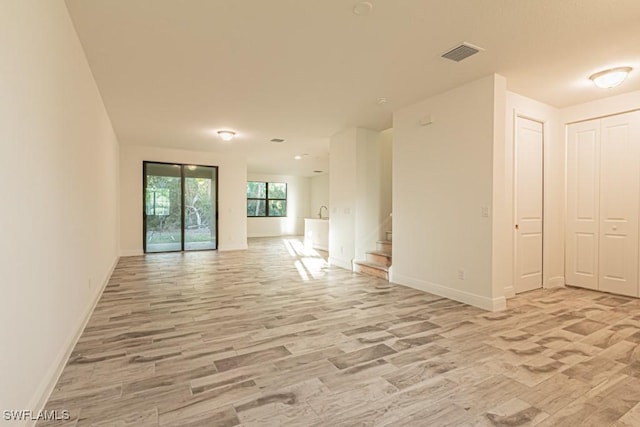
[514,117,543,293]
[184,165,217,251]
[566,121,600,289]
[598,112,640,296]
[144,163,183,253]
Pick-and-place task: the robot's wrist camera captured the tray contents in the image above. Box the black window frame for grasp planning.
[247,181,288,217]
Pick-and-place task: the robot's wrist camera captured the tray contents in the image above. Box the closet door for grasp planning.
[566,120,600,290]
[514,117,544,293]
[598,112,640,297]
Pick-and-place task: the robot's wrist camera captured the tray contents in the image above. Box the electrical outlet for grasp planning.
[457,269,465,280]
[481,206,490,218]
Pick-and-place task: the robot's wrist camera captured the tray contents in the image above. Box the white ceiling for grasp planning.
[65,0,640,177]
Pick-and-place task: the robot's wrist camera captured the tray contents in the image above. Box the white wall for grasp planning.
[560,89,640,124]
[491,76,510,300]
[247,173,310,237]
[380,128,393,224]
[392,75,506,311]
[329,128,358,269]
[505,92,563,296]
[120,145,247,254]
[329,127,390,268]
[0,0,120,422]
[355,128,389,261]
[310,173,330,217]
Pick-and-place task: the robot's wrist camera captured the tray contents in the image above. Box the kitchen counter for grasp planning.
[304,218,329,251]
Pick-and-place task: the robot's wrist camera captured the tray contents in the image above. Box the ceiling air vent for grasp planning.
[441,42,483,62]
[270,138,285,143]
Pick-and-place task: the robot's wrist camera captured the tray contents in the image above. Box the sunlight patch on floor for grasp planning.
[283,238,328,281]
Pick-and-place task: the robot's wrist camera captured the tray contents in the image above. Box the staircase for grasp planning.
[353,231,392,280]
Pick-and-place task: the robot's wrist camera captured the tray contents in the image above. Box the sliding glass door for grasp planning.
[144,163,182,252]
[184,165,217,250]
[143,162,218,253]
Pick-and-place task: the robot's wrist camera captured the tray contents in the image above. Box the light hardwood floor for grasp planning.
[39,237,640,426]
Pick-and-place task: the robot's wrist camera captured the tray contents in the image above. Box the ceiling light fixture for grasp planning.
[353,1,373,16]
[589,67,632,89]
[294,155,302,160]
[217,130,236,141]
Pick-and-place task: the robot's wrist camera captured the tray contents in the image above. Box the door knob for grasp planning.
[515,224,519,230]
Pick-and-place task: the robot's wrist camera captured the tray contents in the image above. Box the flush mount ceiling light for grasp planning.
[353,1,373,15]
[217,130,236,141]
[590,67,632,89]
[294,155,302,160]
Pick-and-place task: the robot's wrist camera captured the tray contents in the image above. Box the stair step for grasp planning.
[366,250,392,267]
[376,240,392,254]
[353,260,389,280]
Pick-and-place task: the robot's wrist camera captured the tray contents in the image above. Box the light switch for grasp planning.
[481,206,490,218]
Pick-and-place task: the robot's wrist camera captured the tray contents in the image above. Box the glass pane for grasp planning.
[247,199,266,216]
[268,182,287,199]
[184,165,217,250]
[247,181,266,198]
[144,163,182,252]
[268,200,287,217]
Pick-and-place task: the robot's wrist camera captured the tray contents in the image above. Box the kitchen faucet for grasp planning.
[318,205,328,219]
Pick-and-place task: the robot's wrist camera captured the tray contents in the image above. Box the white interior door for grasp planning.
[514,117,543,293]
[598,112,640,297]
[566,120,600,290]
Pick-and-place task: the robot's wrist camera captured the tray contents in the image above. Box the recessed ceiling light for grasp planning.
[353,1,373,16]
[270,138,285,143]
[294,155,302,160]
[590,67,632,89]
[313,170,323,173]
[217,130,236,141]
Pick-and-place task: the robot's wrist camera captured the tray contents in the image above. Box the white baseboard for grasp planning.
[329,257,352,271]
[545,276,565,289]
[121,244,249,255]
[120,248,143,257]
[392,273,506,312]
[27,255,119,427]
[504,285,516,299]
[218,243,248,251]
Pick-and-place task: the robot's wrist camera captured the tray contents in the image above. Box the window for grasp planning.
[247,181,287,217]
[145,188,171,216]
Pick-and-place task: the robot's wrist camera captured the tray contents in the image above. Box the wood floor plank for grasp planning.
[38,237,640,426]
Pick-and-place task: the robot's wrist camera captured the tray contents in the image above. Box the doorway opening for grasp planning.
[143,161,218,253]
